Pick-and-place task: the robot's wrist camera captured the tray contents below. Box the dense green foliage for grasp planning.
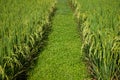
[0,0,56,79]
[69,0,120,79]
[0,0,119,80]
[28,0,89,80]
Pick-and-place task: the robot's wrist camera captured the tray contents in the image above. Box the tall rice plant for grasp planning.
[69,0,120,79]
[0,0,56,79]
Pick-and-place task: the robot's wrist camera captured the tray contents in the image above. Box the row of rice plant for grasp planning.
[68,0,120,79]
[0,0,56,80]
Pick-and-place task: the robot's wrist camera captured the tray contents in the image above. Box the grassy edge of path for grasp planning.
[28,0,90,80]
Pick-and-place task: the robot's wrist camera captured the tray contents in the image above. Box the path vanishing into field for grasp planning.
[28,0,89,80]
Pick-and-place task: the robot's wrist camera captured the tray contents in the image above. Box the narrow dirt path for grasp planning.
[28,0,89,80]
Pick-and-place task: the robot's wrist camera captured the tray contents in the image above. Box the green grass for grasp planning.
[28,0,89,80]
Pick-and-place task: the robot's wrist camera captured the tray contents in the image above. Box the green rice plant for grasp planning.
[69,0,120,79]
[0,0,56,79]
